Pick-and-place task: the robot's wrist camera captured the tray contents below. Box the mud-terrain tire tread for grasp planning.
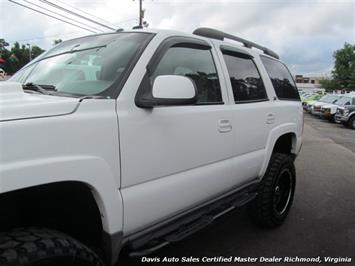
[0,228,104,266]
[348,116,355,130]
[247,153,295,228]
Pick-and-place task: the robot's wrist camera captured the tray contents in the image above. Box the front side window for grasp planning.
[222,51,267,102]
[10,33,152,97]
[261,56,300,100]
[152,46,222,104]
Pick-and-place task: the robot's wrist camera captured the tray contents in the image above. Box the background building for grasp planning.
[295,75,325,94]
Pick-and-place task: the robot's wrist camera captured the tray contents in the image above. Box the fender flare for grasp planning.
[258,123,301,178]
[0,155,123,235]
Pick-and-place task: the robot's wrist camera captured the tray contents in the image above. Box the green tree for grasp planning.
[0,39,45,74]
[0,39,9,52]
[331,42,355,90]
[31,45,45,59]
[319,78,338,92]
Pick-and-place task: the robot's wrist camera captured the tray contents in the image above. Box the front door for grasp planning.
[117,37,237,234]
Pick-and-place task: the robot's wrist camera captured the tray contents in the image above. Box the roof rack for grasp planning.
[193,27,279,59]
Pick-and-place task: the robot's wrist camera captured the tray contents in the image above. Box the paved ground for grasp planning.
[304,113,355,153]
[118,113,355,265]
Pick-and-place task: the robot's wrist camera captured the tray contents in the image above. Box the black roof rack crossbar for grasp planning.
[193,27,279,59]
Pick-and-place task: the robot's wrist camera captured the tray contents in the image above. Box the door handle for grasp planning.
[266,113,275,124]
[218,119,232,133]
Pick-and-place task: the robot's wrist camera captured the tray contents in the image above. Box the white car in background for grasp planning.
[321,94,355,122]
[312,95,341,116]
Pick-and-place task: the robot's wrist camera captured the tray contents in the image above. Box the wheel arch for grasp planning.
[0,156,123,265]
[259,123,301,178]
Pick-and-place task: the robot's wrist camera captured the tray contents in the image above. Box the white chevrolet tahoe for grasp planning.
[0,28,303,266]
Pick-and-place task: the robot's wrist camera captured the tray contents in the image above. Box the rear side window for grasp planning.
[261,56,300,100]
[222,52,267,102]
[153,46,222,104]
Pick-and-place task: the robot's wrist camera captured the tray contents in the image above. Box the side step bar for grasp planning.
[128,186,258,257]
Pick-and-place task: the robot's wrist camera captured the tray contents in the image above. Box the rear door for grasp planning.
[117,37,238,234]
[215,44,272,175]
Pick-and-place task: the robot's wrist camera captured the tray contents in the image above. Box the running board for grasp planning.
[128,191,257,257]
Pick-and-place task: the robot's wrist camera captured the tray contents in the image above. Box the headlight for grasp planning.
[344,108,350,116]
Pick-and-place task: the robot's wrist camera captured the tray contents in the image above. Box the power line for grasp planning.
[23,0,104,33]
[39,0,116,31]
[53,0,118,29]
[8,0,98,33]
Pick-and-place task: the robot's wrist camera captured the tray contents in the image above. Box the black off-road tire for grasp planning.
[348,116,355,130]
[247,153,296,228]
[0,228,104,266]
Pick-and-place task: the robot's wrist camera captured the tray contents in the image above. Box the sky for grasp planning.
[0,0,354,76]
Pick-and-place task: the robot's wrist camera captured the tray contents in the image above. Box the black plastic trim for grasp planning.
[146,36,211,75]
[102,231,123,266]
[193,27,279,59]
[234,98,269,104]
[220,45,253,59]
[123,179,260,249]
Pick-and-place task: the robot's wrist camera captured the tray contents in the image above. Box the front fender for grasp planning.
[0,155,123,235]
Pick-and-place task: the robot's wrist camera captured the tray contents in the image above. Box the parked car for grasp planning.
[335,105,355,129]
[335,94,355,129]
[302,94,322,112]
[300,92,315,101]
[312,94,341,116]
[0,28,303,266]
[322,94,355,122]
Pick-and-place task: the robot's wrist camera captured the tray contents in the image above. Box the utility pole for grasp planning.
[133,0,146,29]
[27,43,32,61]
[139,0,143,28]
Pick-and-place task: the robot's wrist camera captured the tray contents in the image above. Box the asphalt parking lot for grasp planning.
[118,113,355,265]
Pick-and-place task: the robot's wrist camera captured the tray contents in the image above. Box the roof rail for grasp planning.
[193,27,279,59]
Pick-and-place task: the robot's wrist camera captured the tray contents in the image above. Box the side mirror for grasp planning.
[136,75,197,108]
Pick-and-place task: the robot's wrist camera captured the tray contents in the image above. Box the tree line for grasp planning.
[0,39,62,75]
[320,43,355,92]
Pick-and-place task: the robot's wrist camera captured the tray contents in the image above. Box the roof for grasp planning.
[53,28,279,61]
[132,28,278,59]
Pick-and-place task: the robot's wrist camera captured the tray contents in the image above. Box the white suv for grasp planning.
[0,28,303,266]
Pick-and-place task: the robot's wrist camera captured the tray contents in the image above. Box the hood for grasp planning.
[322,103,337,109]
[314,101,329,107]
[306,100,316,105]
[305,99,317,104]
[0,82,80,122]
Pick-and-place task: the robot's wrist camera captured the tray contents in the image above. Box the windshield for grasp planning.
[10,32,152,97]
[331,96,342,104]
[335,96,352,106]
[319,95,330,102]
[324,95,340,103]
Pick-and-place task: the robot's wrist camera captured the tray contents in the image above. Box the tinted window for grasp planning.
[153,46,222,104]
[223,52,267,102]
[261,56,300,100]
